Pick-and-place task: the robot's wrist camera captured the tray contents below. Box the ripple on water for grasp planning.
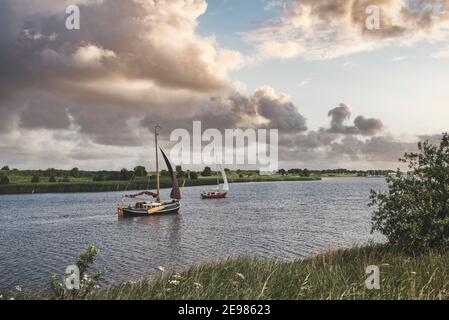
[0,178,386,291]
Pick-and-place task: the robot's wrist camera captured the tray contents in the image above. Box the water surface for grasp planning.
[0,178,386,291]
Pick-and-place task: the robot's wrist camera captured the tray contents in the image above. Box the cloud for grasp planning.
[246,0,449,60]
[0,0,244,141]
[326,103,383,136]
[0,0,436,170]
[141,86,308,134]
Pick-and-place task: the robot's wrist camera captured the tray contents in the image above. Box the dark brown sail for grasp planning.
[160,148,181,200]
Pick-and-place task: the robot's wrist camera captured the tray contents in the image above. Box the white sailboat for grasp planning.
[201,165,229,199]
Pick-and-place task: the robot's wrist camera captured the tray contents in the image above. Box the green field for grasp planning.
[0,173,321,195]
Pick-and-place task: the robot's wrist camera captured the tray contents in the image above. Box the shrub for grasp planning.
[70,167,80,178]
[50,245,105,300]
[190,171,198,180]
[48,175,57,183]
[93,174,105,182]
[202,166,212,177]
[0,174,10,185]
[31,175,40,183]
[370,133,449,254]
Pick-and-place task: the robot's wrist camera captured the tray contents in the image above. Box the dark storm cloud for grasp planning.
[0,0,242,145]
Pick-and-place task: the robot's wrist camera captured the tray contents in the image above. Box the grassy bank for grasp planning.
[0,175,321,195]
[90,245,449,300]
[9,245,446,300]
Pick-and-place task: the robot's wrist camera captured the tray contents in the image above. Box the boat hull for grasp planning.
[119,201,180,217]
[201,192,227,199]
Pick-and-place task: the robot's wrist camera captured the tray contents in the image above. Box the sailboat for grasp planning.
[201,166,229,199]
[117,126,181,217]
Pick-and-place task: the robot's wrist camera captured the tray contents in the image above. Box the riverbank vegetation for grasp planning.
[0,164,394,195]
[4,244,449,300]
[0,168,321,195]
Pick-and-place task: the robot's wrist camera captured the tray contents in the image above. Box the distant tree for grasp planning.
[278,169,286,176]
[303,169,310,177]
[0,174,10,185]
[190,171,199,180]
[160,170,169,177]
[176,171,186,180]
[370,133,449,254]
[1,166,10,171]
[93,173,105,182]
[238,173,243,178]
[46,168,57,177]
[31,175,40,183]
[202,166,212,177]
[63,176,70,183]
[134,166,147,177]
[70,167,80,178]
[119,168,133,181]
[176,165,183,173]
[48,175,57,183]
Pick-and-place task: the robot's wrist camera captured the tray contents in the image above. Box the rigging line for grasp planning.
[124,171,137,192]
[146,173,151,190]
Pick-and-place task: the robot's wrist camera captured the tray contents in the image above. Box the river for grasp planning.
[0,177,386,292]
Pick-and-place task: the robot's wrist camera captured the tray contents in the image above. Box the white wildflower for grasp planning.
[193,282,203,289]
[0,294,3,299]
[169,280,180,286]
[236,273,245,280]
[15,286,22,292]
[172,273,182,280]
[157,266,165,273]
[10,297,15,301]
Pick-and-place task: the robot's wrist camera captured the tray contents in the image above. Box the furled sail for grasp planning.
[160,148,181,200]
[125,191,158,199]
[220,167,230,192]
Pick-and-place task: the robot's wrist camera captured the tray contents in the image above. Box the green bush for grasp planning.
[370,133,449,254]
[48,176,57,183]
[0,174,10,185]
[50,245,105,300]
[31,175,40,183]
[190,171,199,180]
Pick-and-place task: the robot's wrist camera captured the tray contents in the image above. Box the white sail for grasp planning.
[220,167,230,192]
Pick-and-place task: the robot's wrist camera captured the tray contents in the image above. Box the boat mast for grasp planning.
[155,125,161,202]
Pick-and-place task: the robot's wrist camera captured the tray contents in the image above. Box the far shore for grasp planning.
[0,175,321,195]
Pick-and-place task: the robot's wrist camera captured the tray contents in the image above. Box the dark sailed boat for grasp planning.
[117,126,181,217]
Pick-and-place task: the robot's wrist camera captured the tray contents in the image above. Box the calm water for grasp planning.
[0,178,386,292]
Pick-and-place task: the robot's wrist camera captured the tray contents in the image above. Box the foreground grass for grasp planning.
[7,244,448,300]
[86,245,449,300]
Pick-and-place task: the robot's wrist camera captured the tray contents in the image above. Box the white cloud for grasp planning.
[246,0,449,61]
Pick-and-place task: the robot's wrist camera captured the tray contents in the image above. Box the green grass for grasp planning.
[7,244,445,300]
[0,175,321,195]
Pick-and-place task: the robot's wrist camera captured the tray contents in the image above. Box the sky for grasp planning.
[0,0,449,170]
